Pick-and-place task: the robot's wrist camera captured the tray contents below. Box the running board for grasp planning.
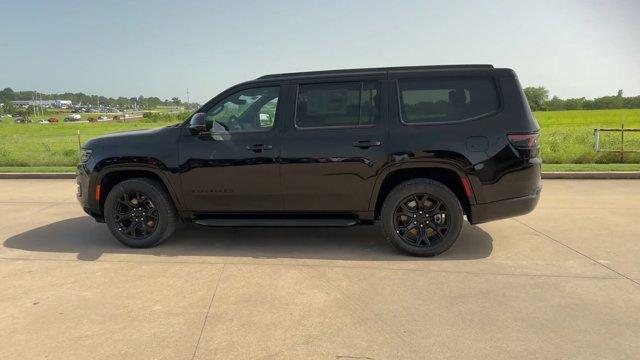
[193,218,358,227]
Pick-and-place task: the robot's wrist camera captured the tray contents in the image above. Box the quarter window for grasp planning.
[398,78,499,124]
[205,86,279,132]
[296,81,380,128]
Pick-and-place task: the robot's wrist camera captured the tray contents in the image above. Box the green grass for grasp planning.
[0,113,179,166]
[1,108,640,169]
[542,163,640,172]
[535,109,640,164]
[0,166,75,173]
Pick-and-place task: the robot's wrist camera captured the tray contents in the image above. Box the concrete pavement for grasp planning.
[0,179,638,359]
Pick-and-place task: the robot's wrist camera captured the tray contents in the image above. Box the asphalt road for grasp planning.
[0,179,638,359]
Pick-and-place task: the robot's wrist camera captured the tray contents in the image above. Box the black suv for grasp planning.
[77,65,541,256]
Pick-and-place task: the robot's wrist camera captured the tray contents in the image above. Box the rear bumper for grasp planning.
[469,186,541,224]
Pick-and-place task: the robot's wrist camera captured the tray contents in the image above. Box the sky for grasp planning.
[1,0,639,103]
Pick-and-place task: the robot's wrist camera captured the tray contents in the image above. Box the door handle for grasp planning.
[352,140,381,149]
[246,144,273,152]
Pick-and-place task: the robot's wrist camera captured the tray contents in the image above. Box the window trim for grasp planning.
[203,85,282,135]
[396,78,503,126]
[293,81,379,131]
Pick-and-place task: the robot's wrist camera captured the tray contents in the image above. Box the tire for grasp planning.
[104,178,177,248]
[381,179,463,257]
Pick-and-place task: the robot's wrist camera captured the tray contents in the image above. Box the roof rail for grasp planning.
[257,64,494,80]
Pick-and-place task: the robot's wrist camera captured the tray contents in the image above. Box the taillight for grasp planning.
[508,133,539,149]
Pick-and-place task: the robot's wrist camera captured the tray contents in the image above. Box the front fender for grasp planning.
[87,157,184,215]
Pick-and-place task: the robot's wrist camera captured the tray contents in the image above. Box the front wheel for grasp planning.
[104,178,177,248]
[381,179,463,256]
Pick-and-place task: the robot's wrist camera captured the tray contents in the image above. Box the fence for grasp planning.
[594,125,640,162]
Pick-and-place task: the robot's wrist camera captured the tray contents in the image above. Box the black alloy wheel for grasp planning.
[104,178,177,248]
[393,193,450,247]
[113,191,159,239]
[381,179,463,257]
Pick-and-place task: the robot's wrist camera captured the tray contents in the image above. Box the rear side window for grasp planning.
[296,81,379,128]
[398,78,500,124]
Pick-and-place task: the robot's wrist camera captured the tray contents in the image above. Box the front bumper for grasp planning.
[76,164,103,221]
[469,186,541,224]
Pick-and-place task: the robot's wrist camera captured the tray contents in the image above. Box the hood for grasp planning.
[83,127,165,149]
[98,127,164,139]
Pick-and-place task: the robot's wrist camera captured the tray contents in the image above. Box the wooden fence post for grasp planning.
[621,120,624,163]
[77,130,81,153]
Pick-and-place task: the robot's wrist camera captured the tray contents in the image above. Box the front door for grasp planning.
[280,79,388,212]
[179,85,284,212]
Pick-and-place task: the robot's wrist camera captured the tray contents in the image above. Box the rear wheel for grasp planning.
[104,178,177,248]
[381,179,463,256]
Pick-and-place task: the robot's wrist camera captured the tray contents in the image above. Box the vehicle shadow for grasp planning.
[4,217,493,262]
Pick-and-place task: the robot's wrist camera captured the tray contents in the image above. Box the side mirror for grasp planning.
[188,113,207,135]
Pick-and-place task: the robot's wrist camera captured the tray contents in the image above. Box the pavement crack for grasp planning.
[191,263,226,360]
[0,257,626,281]
[512,218,640,287]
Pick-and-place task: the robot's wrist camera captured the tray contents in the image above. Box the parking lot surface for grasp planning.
[0,179,638,359]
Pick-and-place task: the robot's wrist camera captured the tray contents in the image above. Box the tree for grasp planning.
[592,95,623,109]
[3,101,15,115]
[0,87,15,103]
[523,86,549,111]
[564,98,585,110]
[546,96,565,111]
[623,96,640,109]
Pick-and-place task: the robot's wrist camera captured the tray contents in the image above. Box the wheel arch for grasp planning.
[371,163,475,220]
[96,165,183,216]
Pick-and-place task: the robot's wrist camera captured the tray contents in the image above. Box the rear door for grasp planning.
[279,77,388,212]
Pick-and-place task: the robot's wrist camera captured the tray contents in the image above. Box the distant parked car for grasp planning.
[14,117,31,124]
[88,117,97,123]
[97,115,110,121]
[64,114,82,122]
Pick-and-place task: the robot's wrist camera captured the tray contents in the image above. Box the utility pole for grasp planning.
[37,92,41,117]
[186,88,190,107]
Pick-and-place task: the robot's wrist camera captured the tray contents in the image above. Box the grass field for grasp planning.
[542,163,640,172]
[0,114,178,166]
[536,109,640,164]
[1,108,639,168]
[0,166,77,173]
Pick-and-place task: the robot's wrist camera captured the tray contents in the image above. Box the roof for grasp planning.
[257,64,494,81]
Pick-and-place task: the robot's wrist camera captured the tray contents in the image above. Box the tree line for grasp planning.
[523,87,640,112]
[0,87,200,110]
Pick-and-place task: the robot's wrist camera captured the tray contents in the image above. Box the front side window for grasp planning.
[296,81,380,128]
[398,78,500,124]
[205,86,279,132]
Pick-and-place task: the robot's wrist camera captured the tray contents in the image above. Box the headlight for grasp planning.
[80,149,93,163]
